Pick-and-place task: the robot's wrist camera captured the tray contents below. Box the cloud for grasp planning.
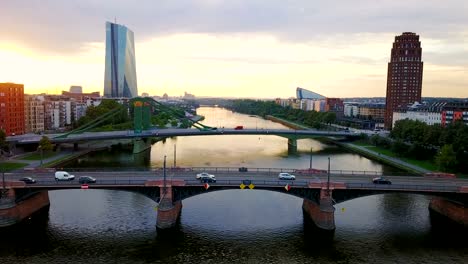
[1,0,468,54]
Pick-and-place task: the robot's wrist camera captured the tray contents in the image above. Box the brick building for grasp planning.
[385,32,423,129]
[0,83,25,136]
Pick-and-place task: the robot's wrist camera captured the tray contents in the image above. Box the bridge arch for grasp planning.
[172,185,321,203]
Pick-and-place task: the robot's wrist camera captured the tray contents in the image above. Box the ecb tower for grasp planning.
[384,32,423,129]
[104,22,138,98]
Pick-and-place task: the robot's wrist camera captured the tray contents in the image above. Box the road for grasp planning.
[4,169,467,192]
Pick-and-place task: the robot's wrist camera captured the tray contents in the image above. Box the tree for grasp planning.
[38,136,54,152]
[435,144,457,172]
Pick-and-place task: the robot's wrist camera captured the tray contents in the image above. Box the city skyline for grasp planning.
[0,1,467,98]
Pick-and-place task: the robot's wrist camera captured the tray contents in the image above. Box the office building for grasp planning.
[104,22,138,98]
[384,32,423,129]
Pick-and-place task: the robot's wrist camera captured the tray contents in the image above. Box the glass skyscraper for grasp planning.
[104,22,138,98]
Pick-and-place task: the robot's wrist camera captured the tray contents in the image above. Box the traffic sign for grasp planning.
[81,184,89,189]
[204,183,210,190]
[248,183,255,189]
[284,184,291,191]
[240,183,246,189]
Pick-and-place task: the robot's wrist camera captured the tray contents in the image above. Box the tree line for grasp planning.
[226,99,336,129]
[370,119,468,173]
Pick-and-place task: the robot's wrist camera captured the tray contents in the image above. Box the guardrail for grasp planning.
[48,167,412,176]
[346,183,460,192]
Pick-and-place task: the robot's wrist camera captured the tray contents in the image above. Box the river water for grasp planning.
[0,106,466,264]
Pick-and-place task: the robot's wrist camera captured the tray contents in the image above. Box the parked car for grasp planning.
[55,171,75,181]
[278,172,296,180]
[196,172,215,179]
[19,177,36,184]
[78,176,97,184]
[239,167,248,172]
[200,177,216,183]
[372,177,392,184]
[234,126,244,130]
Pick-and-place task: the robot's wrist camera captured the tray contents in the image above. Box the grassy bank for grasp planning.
[0,162,28,172]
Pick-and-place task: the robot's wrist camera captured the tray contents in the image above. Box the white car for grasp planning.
[278,172,296,180]
[196,172,215,179]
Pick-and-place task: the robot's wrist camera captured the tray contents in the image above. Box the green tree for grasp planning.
[0,129,8,154]
[435,144,457,172]
[38,136,54,152]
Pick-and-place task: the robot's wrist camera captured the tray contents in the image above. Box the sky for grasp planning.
[1,0,467,99]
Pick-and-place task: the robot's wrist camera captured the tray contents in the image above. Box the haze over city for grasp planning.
[1,0,467,98]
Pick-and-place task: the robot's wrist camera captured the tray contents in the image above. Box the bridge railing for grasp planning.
[346,183,460,192]
[56,167,417,176]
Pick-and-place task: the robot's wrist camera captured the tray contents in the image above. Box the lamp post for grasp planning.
[163,155,167,195]
[309,147,313,169]
[38,146,43,166]
[327,157,331,195]
[173,144,176,168]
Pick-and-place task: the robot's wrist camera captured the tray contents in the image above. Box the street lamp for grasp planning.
[163,155,167,196]
[309,147,313,169]
[38,146,43,166]
[327,157,331,195]
[173,144,177,168]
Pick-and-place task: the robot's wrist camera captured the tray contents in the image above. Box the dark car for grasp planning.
[372,177,392,184]
[239,167,248,172]
[79,176,97,184]
[19,177,36,184]
[200,177,216,183]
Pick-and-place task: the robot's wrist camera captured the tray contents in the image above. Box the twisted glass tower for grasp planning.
[104,22,138,98]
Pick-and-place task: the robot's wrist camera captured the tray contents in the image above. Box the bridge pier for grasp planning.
[302,189,335,231]
[156,186,182,229]
[429,197,467,227]
[0,188,50,227]
[287,138,297,154]
[133,138,152,154]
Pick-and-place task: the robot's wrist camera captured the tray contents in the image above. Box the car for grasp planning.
[372,177,392,184]
[200,177,216,183]
[238,167,248,172]
[196,172,215,179]
[55,171,75,181]
[19,177,36,184]
[234,125,244,130]
[78,176,97,184]
[278,172,296,180]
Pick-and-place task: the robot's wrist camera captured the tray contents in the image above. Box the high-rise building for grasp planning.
[384,32,423,129]
[104,22,138,98]
[0,83,25,135]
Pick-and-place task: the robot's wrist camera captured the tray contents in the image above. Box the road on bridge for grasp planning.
[4,169,467,192]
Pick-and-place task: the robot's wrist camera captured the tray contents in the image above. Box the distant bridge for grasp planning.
[8,128,360,153]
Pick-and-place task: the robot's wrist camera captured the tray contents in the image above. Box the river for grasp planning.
[0,106,466,264]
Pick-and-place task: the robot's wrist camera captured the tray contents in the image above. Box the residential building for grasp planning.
[24,95,45,133]
[62,91,100,103]
[385,32,423,129]
[442,102,468,126]
[0,83,25,135]
[325,98,344,117]
[344,103,359,117]
[104,22,138,98]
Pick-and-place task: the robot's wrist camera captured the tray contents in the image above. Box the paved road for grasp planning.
[4,170,467,192]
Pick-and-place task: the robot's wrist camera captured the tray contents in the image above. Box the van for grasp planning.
[55,171,75,181]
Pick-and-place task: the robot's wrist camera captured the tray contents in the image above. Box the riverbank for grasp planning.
[265,115,431,175]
